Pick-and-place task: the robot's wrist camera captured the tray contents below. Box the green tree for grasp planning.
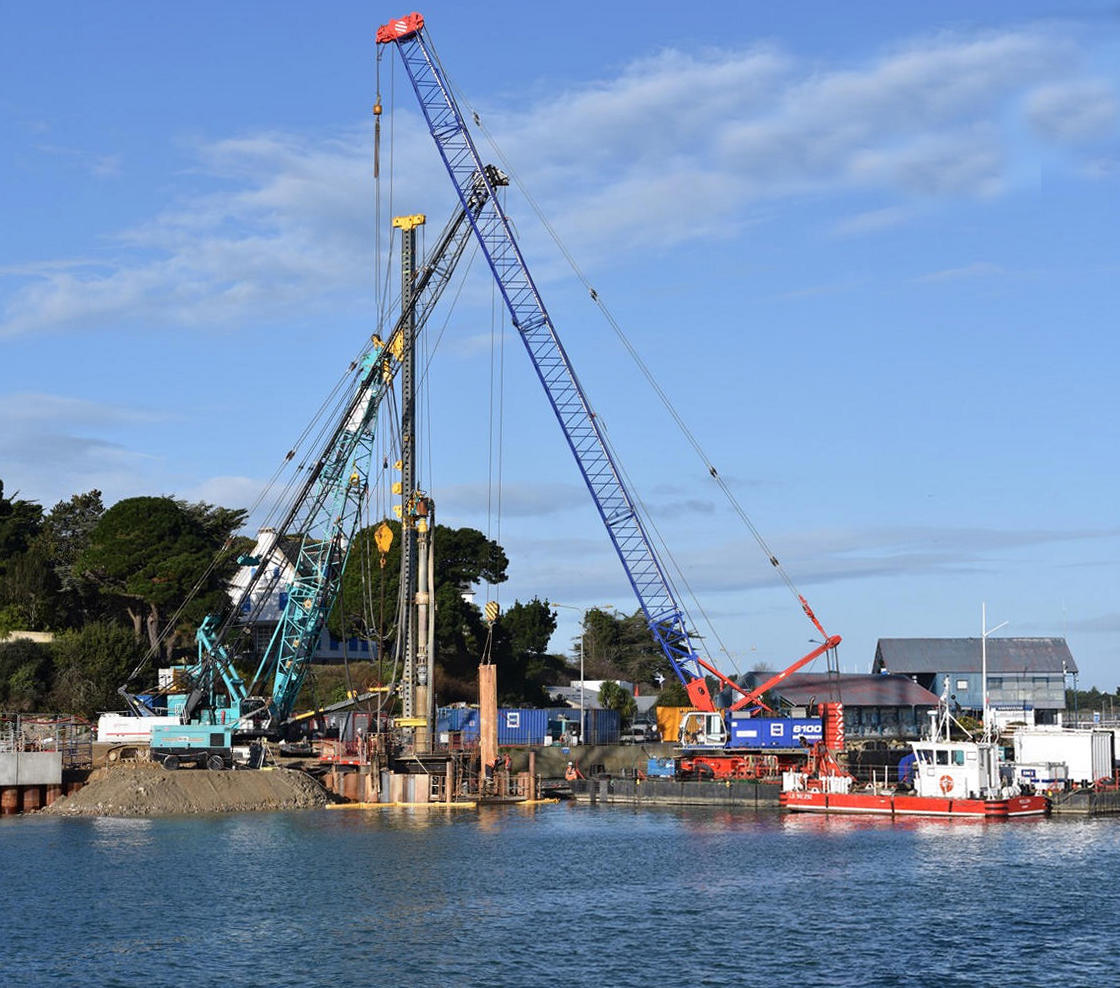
[77,496,247,659]
[329,520,509,702]
[0,482,51,626]
[0,480,43,573]
[50,622,144,717]
[656,678,689,707]
[0,543,59,630]
[580,607,662,687]
[504,597,556,657]
[598,679,638,724]
[37,490,106,626]
[491,597,568,706]
[0,637,54,711]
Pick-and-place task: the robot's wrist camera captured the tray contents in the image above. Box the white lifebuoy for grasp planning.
[939,774,954,795]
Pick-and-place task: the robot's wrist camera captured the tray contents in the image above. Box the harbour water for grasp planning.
[3,804,1118,987]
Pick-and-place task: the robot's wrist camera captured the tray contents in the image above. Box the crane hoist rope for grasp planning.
[446,58,817,621]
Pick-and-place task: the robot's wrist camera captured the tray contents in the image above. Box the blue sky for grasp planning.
[2,1,1118,688]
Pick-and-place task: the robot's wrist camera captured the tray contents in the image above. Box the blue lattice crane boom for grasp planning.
[121,176,503,735]
[376,13,841,713]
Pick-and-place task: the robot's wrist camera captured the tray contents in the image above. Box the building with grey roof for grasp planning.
[774,672,941,740]
[872,637,1075,726]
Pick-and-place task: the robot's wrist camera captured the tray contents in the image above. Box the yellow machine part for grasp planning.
[656,706,698,744]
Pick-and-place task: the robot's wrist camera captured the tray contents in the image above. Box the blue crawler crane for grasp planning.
[376,13,841,776]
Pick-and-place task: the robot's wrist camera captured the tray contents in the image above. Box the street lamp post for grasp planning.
[552,602,613,745]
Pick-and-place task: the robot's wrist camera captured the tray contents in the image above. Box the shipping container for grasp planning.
[497,708,549,746]
[727,715,822,749]
[435,706,620,745]
[582,708,620,745]
[1012,728,1114,784]
[436,706,477,733]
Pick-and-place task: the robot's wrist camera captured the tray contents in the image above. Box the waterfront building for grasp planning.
[872,637,1076,727]
[775,672,940,740]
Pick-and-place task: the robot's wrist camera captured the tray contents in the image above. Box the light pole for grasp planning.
[982,602,1008,739]
[552,602,613,745]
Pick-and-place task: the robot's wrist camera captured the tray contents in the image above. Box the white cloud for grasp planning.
[916,261,1007,283]
[829,205,914,238]
[0,393,166,507]
[1026,79,1119,143]
[437,481,586,518]
[183,475,266,512]
[33,143,122,178]
[0,392,167,426]
[2,24,1115,338]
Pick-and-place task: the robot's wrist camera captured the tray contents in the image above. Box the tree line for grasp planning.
[0,478,671,719]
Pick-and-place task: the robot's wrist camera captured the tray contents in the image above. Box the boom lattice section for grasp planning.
[381,23,713,707]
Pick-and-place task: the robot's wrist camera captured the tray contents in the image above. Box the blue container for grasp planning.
[727,715,822,749]
[436,707,480,740]
[582,708,620,745]
[435,705,622,746]
[436,706,474,733]
[498,708,549,745]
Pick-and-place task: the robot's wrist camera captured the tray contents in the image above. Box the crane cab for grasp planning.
[678,711,727,748]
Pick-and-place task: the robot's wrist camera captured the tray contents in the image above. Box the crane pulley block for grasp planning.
[376,13,424,45]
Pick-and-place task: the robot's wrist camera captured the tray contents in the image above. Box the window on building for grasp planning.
[956,679,969,691]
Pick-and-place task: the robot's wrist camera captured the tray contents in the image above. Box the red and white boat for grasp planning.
[781,705,1049,819]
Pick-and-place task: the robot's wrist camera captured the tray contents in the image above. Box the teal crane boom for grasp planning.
[122,174,503,735]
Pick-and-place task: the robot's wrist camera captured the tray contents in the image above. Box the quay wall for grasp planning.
[1050,789,1120,815]
[572,776,781,808]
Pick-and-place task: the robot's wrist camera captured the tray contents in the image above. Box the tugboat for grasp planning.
[780,699,1049,819]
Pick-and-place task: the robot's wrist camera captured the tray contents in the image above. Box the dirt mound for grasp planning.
[45,762,332,817]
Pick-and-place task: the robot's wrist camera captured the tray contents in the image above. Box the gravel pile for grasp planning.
[44,762,332,817]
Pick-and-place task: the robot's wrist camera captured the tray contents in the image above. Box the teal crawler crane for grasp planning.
[123,172,506,760]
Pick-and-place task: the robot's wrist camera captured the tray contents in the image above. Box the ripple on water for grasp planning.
[2,806,1117,987]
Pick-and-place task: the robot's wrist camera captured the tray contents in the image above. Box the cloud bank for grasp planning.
[2,23,1116,339]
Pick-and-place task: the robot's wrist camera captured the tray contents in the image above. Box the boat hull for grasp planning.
[780,790,1049,818]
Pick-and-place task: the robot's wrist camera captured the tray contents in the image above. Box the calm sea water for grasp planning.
[2,804,1117,987]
